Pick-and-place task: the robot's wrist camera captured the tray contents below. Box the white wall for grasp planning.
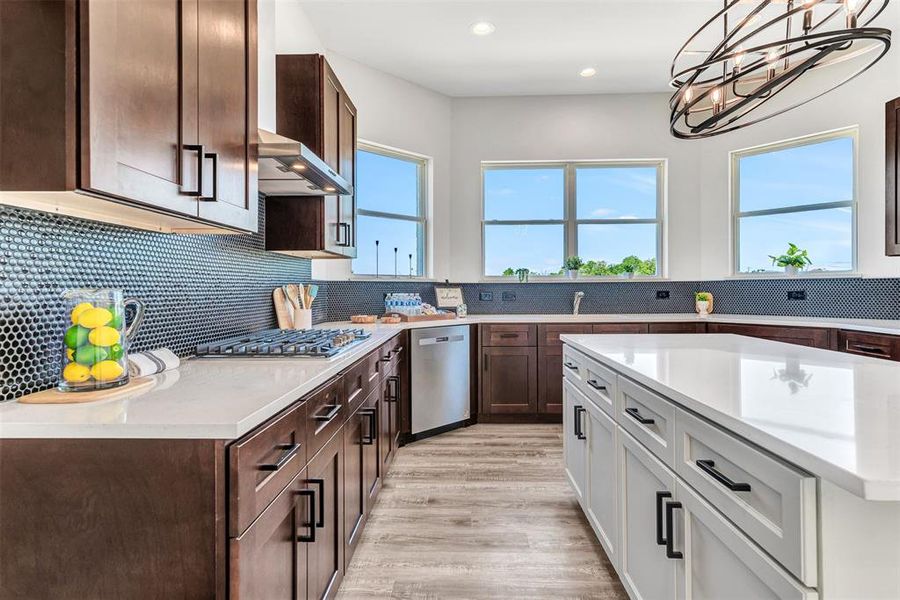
[262,1,900,282]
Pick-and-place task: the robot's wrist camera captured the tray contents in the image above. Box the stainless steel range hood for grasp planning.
[258,129,353,196]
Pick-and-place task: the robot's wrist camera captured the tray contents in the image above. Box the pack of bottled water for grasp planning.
[384,293,424,316]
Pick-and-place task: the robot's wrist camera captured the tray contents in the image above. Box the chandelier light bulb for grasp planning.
[711,87,724,115]
[845,0,860,27]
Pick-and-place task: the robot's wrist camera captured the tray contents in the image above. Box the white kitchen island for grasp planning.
[560,333,900,600]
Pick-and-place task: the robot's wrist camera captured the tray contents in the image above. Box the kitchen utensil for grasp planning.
[297,283,307,309]
[21,377,155,404]
[273,288,293,329]
[58,289,145,392]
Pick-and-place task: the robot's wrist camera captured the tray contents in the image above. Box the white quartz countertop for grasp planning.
[560,333,900,501]
[3,312,900,442]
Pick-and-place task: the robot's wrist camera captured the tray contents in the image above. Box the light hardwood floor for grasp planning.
[337,424,627,600]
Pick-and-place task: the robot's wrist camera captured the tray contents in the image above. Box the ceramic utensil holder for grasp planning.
[294,309,312,330]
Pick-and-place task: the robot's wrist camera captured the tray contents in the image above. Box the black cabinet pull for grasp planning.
[587,379,607,392]
[200,151,218,202]
[387,375,400,402]
[665,501,683,559]
[307,478,325,528]
[314,404,341,423]
[258,442,300,471]
[696,459,752,492]
[296,488,316,543]
[337,222,352,247]
[563,361,578,370]
[182,144,205,197]
[625,406,655,425]
[573,405,586,440]
[360,408,376,445]
[848,343,888,355]
[498,333,520,338]
[655,491,672,545]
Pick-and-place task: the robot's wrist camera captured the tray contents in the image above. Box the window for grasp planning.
[732,129,856,275]
[482,161,664,277]
[352,144,427,277]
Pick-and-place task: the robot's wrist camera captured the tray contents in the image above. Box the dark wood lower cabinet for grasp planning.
[230,468,312,600]
[343,403,367,567]
[380,363,401,471]
[482,346,538,415]
[307,432,345,600]
[538,345,564,415]
[648,322,707,334]
[363,391,382,507]
[707,322,833,349]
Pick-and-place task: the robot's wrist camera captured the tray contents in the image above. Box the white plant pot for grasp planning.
[620,272,635,279]
[696,300,710,317]
[566,270,579,280]
[784,265,800,277]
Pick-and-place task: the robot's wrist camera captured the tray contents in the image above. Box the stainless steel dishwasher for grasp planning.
[410,325,470,438]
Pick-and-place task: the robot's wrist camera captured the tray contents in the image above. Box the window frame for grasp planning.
[730,127,858,277]
[480,159,667,280]
[352,141,429,278]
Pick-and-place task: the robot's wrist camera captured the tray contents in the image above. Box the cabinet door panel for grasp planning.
[562,380,588,504]
[619,431,677,600]
[343,406,366,567]
[337,96,357,257]
[586,399,618,568]
[230,468,311,600]
[363,392,382,508]
[482,347,537,414]
[887,97,900,256]
[675,481,817,600]
[307,433,344,600]
[81,0,198,217]
[538,346,563,414]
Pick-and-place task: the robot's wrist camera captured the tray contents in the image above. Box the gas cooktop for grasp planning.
[195,328,372,359]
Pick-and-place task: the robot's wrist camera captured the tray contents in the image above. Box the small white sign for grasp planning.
[434,286,464,309]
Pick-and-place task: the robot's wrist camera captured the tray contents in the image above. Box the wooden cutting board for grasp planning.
[18,377,156,404]
[273,287,293,329]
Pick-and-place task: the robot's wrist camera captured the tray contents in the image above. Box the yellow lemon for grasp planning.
[66,348,75,361]
[77,307,113,329]
[90,360,125,382]
[63,362,91,383]
[70,302,94,325]
[88,326,121,347]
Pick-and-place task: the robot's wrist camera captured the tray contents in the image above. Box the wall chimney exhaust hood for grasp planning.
[258,129,353,196]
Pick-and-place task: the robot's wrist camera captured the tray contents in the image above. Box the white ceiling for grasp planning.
[299,1,725,97]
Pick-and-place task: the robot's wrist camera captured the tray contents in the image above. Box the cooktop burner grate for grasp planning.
[196,328,372,358]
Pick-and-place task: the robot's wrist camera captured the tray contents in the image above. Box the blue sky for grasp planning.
[354,136,854,277]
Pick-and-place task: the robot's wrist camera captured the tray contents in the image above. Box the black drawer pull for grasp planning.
[655,491,672,545]
[387,375,400,402]
[337,222,352,247]
[200,151,218,202]
[696,459,752,492]
[563,361,578,370]
[314,404,341,423]
[573,405,586,440]
[307,478,325,528]
[258,442,300,471]
[360,408,376,445]
[848,343,888,355]
[587,379,607,392]
[498,333,520,338]
[665,501,683,559]
[182,144,205,197]
[625,407,655,425]
[296,488,316,543]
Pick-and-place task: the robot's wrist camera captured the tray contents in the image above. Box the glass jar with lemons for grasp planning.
[58,289,145,392]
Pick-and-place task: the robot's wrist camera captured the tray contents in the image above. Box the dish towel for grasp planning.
[128,348,180,377]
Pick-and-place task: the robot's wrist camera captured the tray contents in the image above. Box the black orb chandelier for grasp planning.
[670,0,892,139]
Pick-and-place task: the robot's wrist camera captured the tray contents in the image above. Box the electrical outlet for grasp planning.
[502,291,516,302]
[787,290,807,301]
[479,291,493,302]
[656,290,670,299]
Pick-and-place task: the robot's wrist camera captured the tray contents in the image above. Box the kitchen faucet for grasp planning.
[573,291,585,316]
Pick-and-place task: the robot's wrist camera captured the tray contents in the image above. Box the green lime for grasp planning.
[75,344,109,366]
[64,325,90,349]
[108,309,123,329]
[108,343,124,361]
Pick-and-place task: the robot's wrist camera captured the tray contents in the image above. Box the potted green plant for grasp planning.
[514,268,530,283]
[563,256,584,279]
[695,292,712,317]
[769,243,812,276]
[619,263,636,279]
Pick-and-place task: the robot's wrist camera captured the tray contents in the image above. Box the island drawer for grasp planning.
[561,345,589,386]
[229,400,308,536]
[675,409,818,586]
[617,377,676,467]
[577,356,618,418]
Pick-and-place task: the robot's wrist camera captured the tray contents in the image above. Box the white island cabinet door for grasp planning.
[563,379,588,505]
[619,430,678,600]
[674,481,818,600]
[585,397,619,568]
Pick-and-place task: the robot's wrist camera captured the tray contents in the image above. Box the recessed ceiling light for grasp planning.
[580,67,597,78]
[470,21,496,36]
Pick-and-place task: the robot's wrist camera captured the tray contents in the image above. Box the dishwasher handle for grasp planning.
[418,334,465,346]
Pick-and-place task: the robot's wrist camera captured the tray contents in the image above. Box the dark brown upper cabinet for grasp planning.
[0,0,257,234]
[887,97,900,256]
[266,55,357,258]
